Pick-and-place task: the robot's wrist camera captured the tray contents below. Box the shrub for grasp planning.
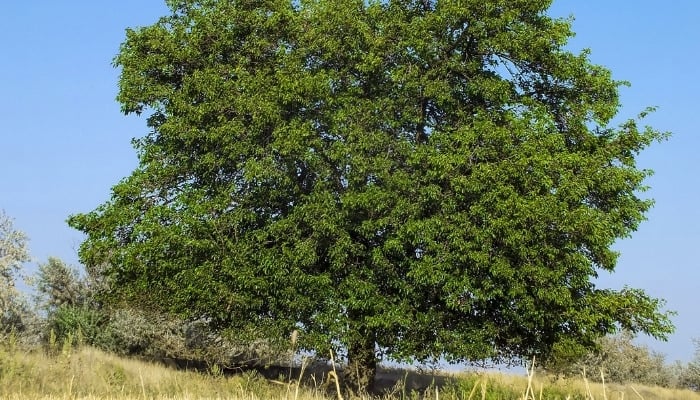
[95,307,289,368]
[47,305,105,348]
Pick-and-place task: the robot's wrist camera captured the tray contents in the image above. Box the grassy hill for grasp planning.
[1,342,698,400]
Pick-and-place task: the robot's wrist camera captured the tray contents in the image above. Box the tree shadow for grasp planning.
[150,355,457,397]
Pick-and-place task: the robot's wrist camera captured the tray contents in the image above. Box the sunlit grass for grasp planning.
[1,340,699,400]
[0,343,327,400]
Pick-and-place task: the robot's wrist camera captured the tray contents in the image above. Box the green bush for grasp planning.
[47,305,105,347]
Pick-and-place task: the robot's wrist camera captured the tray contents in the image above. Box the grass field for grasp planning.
[1,341,698,400]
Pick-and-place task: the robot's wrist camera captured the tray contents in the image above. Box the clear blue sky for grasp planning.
[2,2,698,363]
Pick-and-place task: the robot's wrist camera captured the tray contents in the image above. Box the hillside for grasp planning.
[1,343,699,400]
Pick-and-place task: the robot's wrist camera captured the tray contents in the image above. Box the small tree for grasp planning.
[34,257,103,346]
[70,0,674,392]
[545,331,674,387]
[0,209,32,336]
[35,257,87,312]
[677,339,700,391]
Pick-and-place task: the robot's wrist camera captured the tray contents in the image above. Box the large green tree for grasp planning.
[69,0,673,392]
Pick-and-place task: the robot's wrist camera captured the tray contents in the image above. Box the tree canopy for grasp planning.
[69,0,674,392]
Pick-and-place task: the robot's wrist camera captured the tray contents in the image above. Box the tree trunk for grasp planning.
[345,330,377,394]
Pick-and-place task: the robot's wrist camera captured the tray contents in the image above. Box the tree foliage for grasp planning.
[34,257,103,347]
[33,258,260,364]
[69,0,673,392]
[0,209,32,335]
[676,339,700,391]
[35,257,87,312]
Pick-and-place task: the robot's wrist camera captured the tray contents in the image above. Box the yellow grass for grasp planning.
[0,345,327,400]
[468,366,700,400]
[1,343,699,400]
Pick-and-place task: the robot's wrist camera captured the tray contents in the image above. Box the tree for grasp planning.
[69,0,674,392]
[677,339,700,391]
[543,331,674,387]
[35,257,87,312]
[34,257,102,346]
[0,209,32,335]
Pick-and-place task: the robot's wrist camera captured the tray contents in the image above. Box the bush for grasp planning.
[46,305,105,348]
[94,307,289,368]
[94,307,181,357]
[32,257,287,367]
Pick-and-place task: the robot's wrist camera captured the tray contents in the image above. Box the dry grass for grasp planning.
[0,344,328,400]
[472,364,700,400]
[1,343,700,400]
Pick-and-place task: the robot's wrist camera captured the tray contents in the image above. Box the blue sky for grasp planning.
[2,2,698,363]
